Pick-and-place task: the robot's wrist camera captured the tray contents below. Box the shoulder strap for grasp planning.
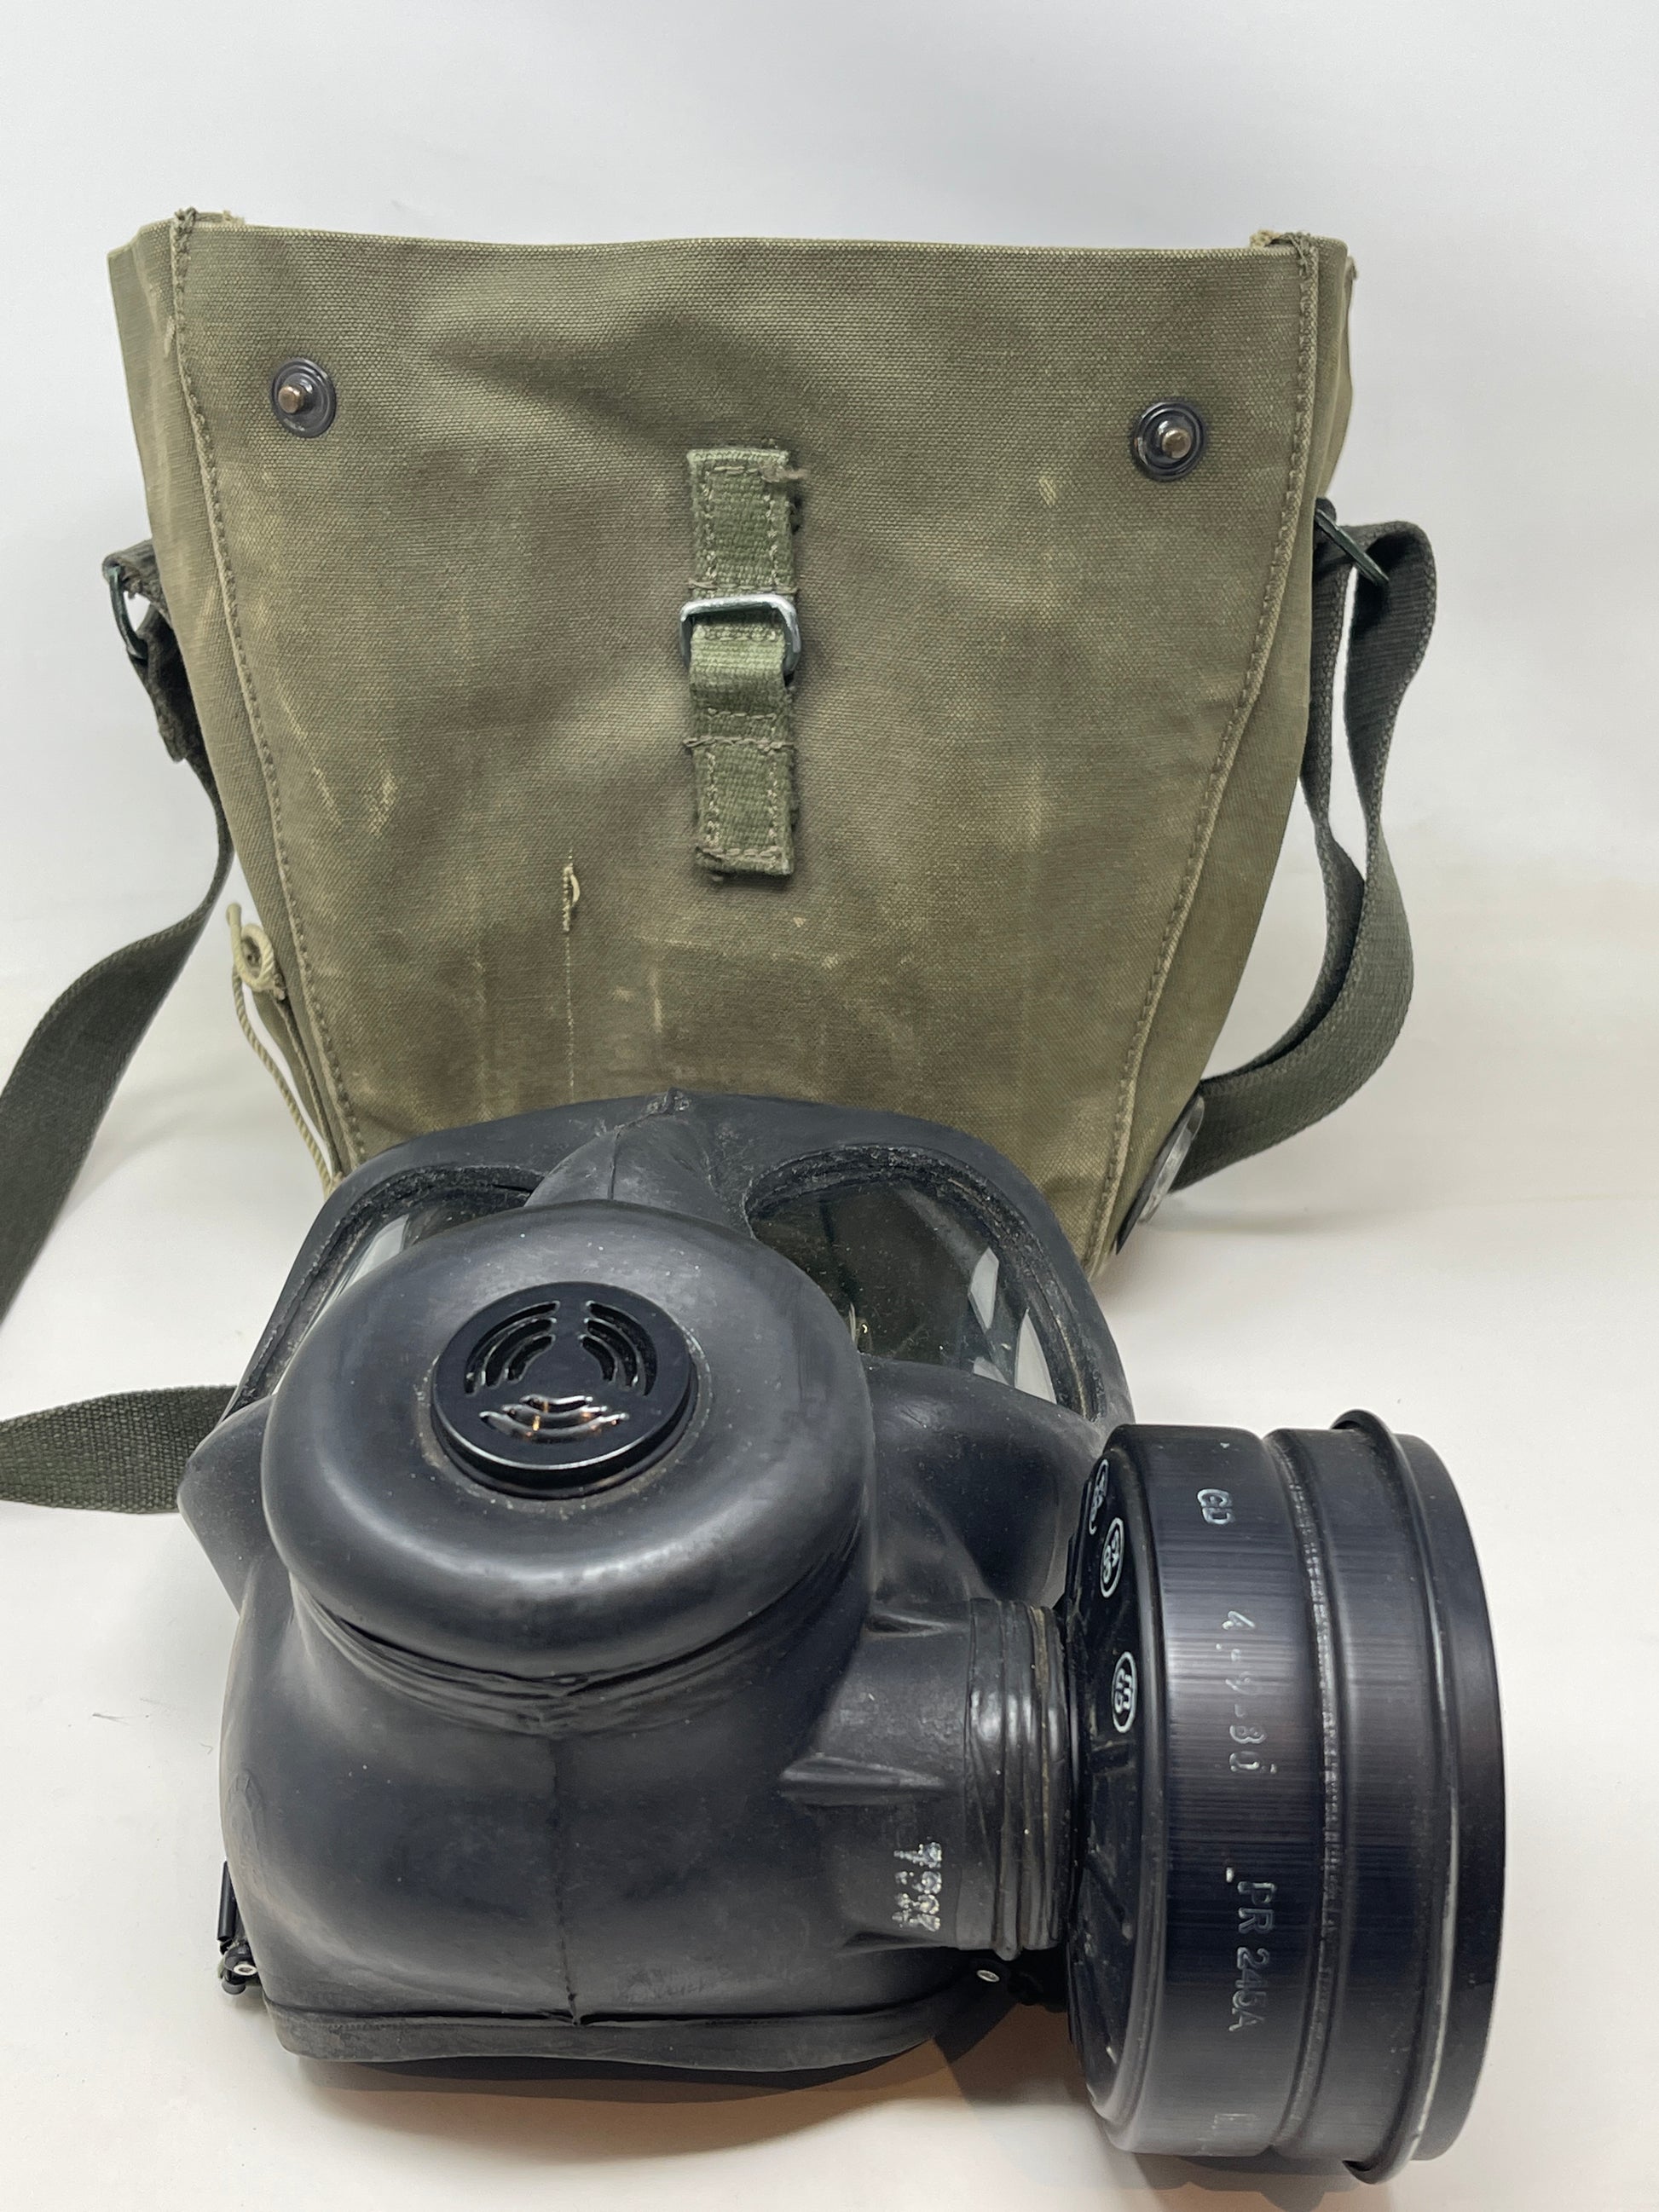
[1176,515,1436,1190]
[0,545,234,1510]
[0,1389,234,1512]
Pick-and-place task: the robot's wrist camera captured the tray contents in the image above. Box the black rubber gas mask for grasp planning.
[186,1092,1503,2180]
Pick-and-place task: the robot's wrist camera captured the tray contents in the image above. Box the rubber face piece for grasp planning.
[261,1199,871,1682]
[1064,1418,1503,2177]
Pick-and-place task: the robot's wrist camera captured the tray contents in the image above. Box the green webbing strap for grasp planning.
[1178,518,1436,1188]
[0,543,236,1510]
[0,1389,234,1513]
[683,448,800,875]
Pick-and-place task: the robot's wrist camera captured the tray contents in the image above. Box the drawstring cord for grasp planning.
[227,904,338,1190]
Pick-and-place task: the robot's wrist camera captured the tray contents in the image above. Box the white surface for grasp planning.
[3,5,1658,2208]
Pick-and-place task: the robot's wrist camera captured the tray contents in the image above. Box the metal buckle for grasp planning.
[1313,499,1389,591]
[679,592,802,680]
[101,555,150,672]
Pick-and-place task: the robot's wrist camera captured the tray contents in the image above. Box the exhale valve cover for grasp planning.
[430,1283,697,1491]
[181,1091,1503,2179]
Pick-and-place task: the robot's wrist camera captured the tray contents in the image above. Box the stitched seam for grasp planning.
[693,745,784,865]
[1083,234,1321,1267]
[770,716,785,857]
[546,1743,575,2019]
[561,855,577,1103]
[169,211,365,1163]
[765,465,782,588]
[703,742,722,850]
[766,474,788,857]
[695,717,789,861]
[693,706,791,731]
[764,471,784,859]
[687,735,793,751]
[693,782,784,863]
[691,456,714,592]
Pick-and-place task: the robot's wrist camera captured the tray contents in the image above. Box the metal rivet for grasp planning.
[1113,1091,1205,1251]
[269,357,338,438]
[1131,398,1206,482]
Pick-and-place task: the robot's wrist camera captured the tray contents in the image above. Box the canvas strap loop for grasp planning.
[682,448,801,876]
[101,541,206,765]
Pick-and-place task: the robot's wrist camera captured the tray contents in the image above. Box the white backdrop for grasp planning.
[2,8,1656,2210]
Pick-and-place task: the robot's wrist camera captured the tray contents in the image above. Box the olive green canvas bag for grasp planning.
[0,211,1433,1510]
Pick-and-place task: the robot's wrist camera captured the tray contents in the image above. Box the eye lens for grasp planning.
[750,1171,1065,1404]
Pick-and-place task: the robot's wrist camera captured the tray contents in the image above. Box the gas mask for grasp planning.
[186,1091,1502,2180]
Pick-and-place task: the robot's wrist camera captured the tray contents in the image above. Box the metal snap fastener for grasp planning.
[1113,1091,1205,1250]
[269,358,338,438]
[1130,399,1206,482]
